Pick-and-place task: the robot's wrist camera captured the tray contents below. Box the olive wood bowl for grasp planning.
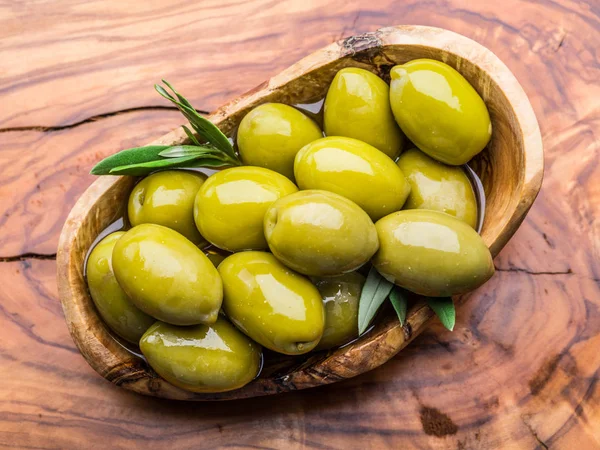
[57,25,543,400]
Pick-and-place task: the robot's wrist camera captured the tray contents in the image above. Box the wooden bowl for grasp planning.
[57,25,543,400]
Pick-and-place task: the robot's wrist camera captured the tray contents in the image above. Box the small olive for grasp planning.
[264,190,379,276]
[86,232,154,343]
[389,59,492,165]
[219,251,325,355]
[313,272,365,350]
[397,148,478,228]
[237,103,323,180]
[112,224,223,326]
[194,166,298,252]
[294,136,411,221]
[140,318,262,393]
[373,210,494,297]
[324,67,404,159]
[128,170,207,245]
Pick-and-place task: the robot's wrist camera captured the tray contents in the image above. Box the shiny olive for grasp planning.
[324,67,403,159]
[312,272,365,350]
[373,210,494,297]
[389,59,492,165]
[294,136,411,221]
[219,251,324,355]
[112,224,222,325]
[86,232,154,343]
[264,190,379,276]
[128,170,207,245]
[140,318,262,393]
[397,148,478,228]
[237,103,323,180]
[194,166,298,252]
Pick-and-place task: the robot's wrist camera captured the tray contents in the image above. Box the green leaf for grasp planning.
[182,125,201,146]
[90,146,171,175]
[155,81,235,158]
[358,267,395,334]
[161,79,195,110]
[186,158,234,168]
[90,82,242,177]
[108,155,201,176]
[426,297,455,331]
[158,145,220,158]
[389,287,408,326]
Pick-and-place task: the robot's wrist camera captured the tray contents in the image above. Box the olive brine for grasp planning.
[87,59,493,393]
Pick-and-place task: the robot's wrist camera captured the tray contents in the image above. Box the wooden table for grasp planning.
[1,1,598,448]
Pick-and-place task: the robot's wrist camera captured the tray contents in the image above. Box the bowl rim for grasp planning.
[57,24,544,400]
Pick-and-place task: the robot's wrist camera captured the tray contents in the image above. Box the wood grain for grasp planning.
[0,110,183,256]
[1,0,599,448]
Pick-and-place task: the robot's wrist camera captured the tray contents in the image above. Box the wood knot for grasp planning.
[420,406,458,437]
[341,32,382,57]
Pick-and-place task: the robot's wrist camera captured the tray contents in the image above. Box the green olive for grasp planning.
[264,190,379,276]
[294,136,411,221]
[312,272,364,350]
[389,59,492,165]
[112,224,222,325]
[219,252,324,355]
[85,232,154,343]
[373,210,494,297]
[128,170,207,245]
[194,166,298,252]
[140,318,262,393]
[237,103,323,180]
[324,67,403,159]
[397,148,477,228]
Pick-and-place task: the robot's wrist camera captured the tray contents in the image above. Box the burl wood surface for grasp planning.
[0,1,598,448]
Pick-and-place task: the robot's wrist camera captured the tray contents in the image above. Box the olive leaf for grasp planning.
[358,267,395,334]
[158,145,221,158]
[90,81,241,176]
[91,146,172,175]
[389,286,408,326]
[426,297,456,331]
[182,125,201,146]
[155,80,236,159]
[108,155,203,176]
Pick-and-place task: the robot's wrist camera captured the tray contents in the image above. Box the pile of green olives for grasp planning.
[86,59,494,393]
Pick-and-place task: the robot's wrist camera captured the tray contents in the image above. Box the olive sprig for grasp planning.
[90,80,241,176]
[358,268,455,333]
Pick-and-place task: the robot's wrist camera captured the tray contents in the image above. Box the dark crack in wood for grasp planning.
[0,253,57,262]
[0,105,207,133]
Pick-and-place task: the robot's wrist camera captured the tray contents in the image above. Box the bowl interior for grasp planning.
[58,27,540,401]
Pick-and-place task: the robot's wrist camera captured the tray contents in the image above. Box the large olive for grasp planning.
[128,170,207,245]
[237,103,323,180]
[140,318,262,393]
[219,252,324,355]
[389,59,492,165]
[397,148,478,228]
[312,272,365,350]
[86,232,154,344]
[264,190,379,276]
[194,166,298,252]
[294,137,411,221]
[324,67,403,159]
[373,210,494,296]
[112,224,222,325]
